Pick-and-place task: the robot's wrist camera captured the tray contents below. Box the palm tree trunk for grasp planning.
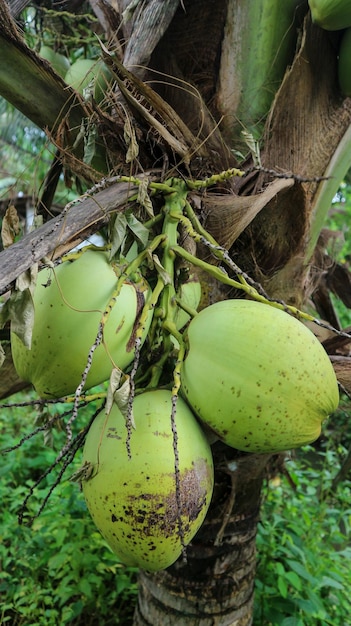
[133,444,272,625]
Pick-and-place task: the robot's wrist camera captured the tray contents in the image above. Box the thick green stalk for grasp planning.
[217,0,303,143]
[171,243,318,324]
[159,180,189,331]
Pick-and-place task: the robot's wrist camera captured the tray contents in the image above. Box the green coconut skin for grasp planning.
[181,300,339,454]
[82,390,214,572]
[64,59,112,102]
[11,249,152,399]
[174,276,202,330]
[39,45,70,79]
[308,0,351,30]
[338,27,351,96]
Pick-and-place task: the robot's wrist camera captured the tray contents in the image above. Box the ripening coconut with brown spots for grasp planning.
[81,389,214,571]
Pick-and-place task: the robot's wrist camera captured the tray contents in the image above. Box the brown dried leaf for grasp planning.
[1,204,20,248]
[124,114,139,163]
[101,48,206,161]
[137,177,154,217]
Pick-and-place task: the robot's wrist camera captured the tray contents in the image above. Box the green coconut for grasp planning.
[174,275,202,330]
[64,58,112,102]
[39,45,70,78]
[81,389,214,571]
[308,0,351,30]
[11,248,152,398]
[181,299,339,453]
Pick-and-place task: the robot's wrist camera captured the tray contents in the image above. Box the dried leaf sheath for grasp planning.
[100,47,208,162]
[202,178,294,250]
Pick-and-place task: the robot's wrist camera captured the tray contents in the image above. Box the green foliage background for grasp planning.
[255,437,351,625]
[0,394,138,626]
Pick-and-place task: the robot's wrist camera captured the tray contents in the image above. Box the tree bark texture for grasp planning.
[0,178,143,294]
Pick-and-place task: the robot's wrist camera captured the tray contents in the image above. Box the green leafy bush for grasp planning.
[255,444,351,625]
[0,394,138,626]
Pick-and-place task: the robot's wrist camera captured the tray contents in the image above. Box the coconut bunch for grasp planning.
[10,178,340,570]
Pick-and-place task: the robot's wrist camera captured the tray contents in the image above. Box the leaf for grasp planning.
[6,265,38,348]
[73,119,86,150]
[0,176,16,190]
[15,264,38,292]
[295,593,327,617]
[124,115,139,163]
[320,575,345,590]
[277,575,288,599]
[47,552,68,572]
[285,560,318,586]
[281,618,304,626]
[31,214,43,230]
[242,129,261,167]
[105,367,124,415]
[110,213,128,259]
[122,0,140,22]
[126,212,149,247]
[114,376,135,429]
[125,240,139,263]
[69,461,97,484]
[1,204,20,248]
[106,368,135,428]
[1,288,34,348]
[82,80,95,102]
[34,409,53,428]
[137,177,154,217]
[152,254,172,285]
[77,577,92,597]
[83,121,97,166]
[285,570,302,591]
[275,562,285,576]
[73,118,97,165]
[102,51,204,161]
[43,428,55,448]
